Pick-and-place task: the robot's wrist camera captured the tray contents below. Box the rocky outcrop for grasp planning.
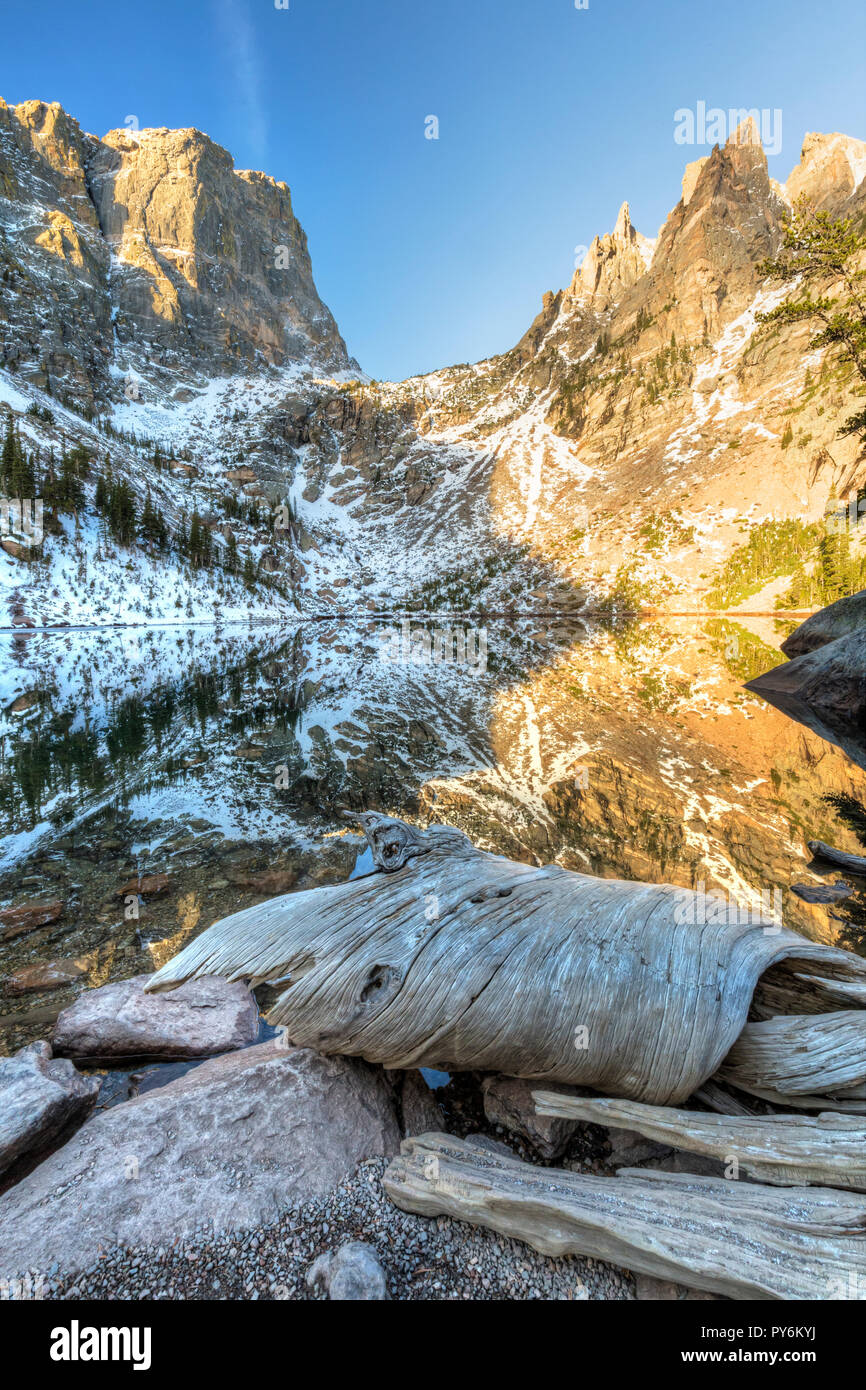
[87,125,352,379]
[748,629,866,730]
[781,588,866,656]
[0,1042,402,1280]
[0,1041,99,1181]
[564,201,654,309]
[0,98,352,412]
[785,132,866,212]
[52,973,259,1063]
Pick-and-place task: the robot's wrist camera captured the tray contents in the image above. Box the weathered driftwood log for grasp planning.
[807,840,866,875]
[147,813,866,1105]
[532,1093,866,1191]
[750,962,866,1019]
[383,1133,866,1300]
[719,1012,866,1099]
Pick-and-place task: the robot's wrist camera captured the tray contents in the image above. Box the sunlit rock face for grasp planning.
[0,99,352,414]
[1,97,864,624]
[0,99,112,405]
[87,125,352,378]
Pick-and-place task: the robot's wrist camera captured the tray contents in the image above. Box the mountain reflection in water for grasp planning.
[1,614,865,1051]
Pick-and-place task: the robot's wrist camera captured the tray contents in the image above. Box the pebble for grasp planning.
[41,1158,634,1302]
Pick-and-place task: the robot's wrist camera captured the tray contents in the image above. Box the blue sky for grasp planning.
[3,0,865,379]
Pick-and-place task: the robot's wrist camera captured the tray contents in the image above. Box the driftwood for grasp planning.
[751,962,866,1019]
[383,1133,866,1300]
[532,1093,866,1191]
[147,813,866,1105]
[719,1012,866,1099]
[808,840,866,876]
[693,1079,762,1116]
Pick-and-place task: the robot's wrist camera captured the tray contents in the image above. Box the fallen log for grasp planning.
[808,840,866,876]
[147,813,866,1105]
[720,1012,866,1098]
[750,963,866,1020]
[532,1093,866,1191]
[383,1133,866,1300]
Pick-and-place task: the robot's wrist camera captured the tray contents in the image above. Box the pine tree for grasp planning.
[1,409,15,490]
[224,532,239,574]
[138,492,167,552]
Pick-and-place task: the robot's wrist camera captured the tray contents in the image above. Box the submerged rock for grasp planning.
[4,958,87,996]
[52,973,259,1063]
[0,1041,100,1181]
[0,900,64,942]
[0,1042,402,1280]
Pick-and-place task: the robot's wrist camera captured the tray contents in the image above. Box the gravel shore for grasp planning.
[44,1156,635,1302]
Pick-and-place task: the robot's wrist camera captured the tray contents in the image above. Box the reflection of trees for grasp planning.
[0,637,289,832]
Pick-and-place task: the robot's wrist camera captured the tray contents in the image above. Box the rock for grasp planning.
[781,588,866,657]
[747,629,866,730]
[482,1074,584,1160]
[52,973,259,1063]
[398,1070,445,1137]
[0,538,31,560]
[234,745,265,760]
[786,133,866,212]
[606,1127,673,1167]
[0,99,353,417]
[791,881,854,904]
[4,958,87,996]
[6,690,41,714]
[0,900,64,942]
[227,869,298,894]
[115,873,171,899]
[0,1043,401,1280]
[306,1242,390,1301]
[0,1041,100,1181]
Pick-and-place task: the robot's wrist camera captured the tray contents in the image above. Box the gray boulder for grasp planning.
[307,1242,390,1300]
[52,972,259,1063]
[0,1041,100,1181]
[482,1074,583,1160]
[781,588,866,656]
[0,1042,401,1280]
[747,628,866,731]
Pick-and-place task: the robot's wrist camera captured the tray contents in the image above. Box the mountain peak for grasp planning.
[566,202,654,308]
[613,201,633,239]
[0,97,355,408]
[785,131,866,210]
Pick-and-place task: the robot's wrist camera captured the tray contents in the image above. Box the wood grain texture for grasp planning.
[147,814,866,1105]
[532,1092,866,1190]
[383,1133,866,1300]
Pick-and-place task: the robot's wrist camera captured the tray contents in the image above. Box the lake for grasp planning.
[2,612,865,1054]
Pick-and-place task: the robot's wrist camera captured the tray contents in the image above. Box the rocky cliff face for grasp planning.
[1,101,865,625]
[0,99,352,414]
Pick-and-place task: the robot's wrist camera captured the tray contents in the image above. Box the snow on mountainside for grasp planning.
[1,99,865,627]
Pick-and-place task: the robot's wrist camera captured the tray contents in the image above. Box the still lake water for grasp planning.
[1,613,865,1053]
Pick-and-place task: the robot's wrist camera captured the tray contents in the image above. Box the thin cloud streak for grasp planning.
[215,0,268,167]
